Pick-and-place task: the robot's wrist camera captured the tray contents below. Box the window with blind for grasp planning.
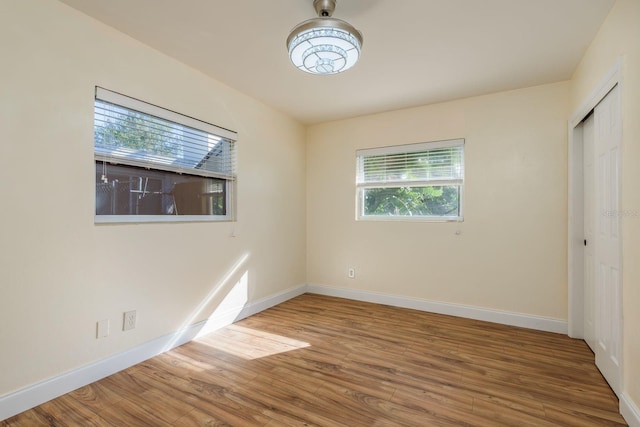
[356,139,464,221]
[94,87,237,222]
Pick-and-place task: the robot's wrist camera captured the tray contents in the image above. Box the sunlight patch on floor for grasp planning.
[196,324,310,360]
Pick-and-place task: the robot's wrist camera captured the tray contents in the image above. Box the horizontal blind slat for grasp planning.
[94,154,236,181]
[357,180,463,189]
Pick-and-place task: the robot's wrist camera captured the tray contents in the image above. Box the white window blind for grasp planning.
[356,139,464,188]
[94,87,237,180]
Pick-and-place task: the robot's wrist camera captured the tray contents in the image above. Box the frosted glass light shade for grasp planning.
[287,17,363,75]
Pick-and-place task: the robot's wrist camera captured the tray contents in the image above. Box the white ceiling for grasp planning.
[58,0,615,125]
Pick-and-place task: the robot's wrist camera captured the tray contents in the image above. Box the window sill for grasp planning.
[357,215,464,223]
[95,215,232,224]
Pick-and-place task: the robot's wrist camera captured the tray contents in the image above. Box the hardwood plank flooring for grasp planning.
[1,294,627,426]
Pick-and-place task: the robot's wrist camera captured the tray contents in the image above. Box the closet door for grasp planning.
[593,84,622,397]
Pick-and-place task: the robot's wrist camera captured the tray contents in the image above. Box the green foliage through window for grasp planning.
[94,106,182,157]
[364,186,460,217]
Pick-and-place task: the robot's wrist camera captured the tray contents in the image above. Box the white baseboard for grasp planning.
[621,393,640,427]
[306,283,568,334]
[0,321,202,422]
[0,283,307,422]
[0,282,580,421]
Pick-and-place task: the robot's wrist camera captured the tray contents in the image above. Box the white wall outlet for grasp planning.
[96,319,109,339]
[123,310,136,331]
[348,267,355,279]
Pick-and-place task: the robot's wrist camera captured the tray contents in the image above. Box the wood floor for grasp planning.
[2,294,626,426]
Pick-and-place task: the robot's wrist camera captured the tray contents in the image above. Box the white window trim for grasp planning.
[94,87,237,223]
[94,214,231,224]
[356,138,465,222]
[358,138,462,156]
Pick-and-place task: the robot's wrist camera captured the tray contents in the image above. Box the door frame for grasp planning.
[568,57,622,338]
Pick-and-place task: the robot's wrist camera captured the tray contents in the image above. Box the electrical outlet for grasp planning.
[123,310,136,331]
[96,319,109,339]
[348,267,355,279]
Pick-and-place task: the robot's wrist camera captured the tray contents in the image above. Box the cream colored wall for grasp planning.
[570,0,640,411]
[307,82,569,319]
[1,0,634,415]
[0,0,306,397]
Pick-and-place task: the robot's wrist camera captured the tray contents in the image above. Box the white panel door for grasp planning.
[593,84,622,397]
[583,113,596,352]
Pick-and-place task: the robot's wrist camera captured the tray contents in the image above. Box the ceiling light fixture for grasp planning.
[286,0,363,75]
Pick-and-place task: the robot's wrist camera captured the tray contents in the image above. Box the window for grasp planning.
[94,87,237,222]
[356,139,464,221]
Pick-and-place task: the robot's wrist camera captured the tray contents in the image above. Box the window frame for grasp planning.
[355,138,465,222]
[93,87,237,224]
